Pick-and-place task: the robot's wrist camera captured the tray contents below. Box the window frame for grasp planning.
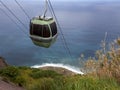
[31,24,51,38]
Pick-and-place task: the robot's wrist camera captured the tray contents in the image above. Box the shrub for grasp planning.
[18,66,30,70]
[0,66,20,78]
[29,69,61,79]
[14,76,26,86]
[27,78,58,90]
[0,66,26,86]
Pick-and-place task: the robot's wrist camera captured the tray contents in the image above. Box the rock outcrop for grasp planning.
[0,57,8,68]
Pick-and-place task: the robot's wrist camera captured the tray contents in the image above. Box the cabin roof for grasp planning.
[31,17,54,25]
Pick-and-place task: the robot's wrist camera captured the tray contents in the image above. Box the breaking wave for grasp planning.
[31,63,84,75]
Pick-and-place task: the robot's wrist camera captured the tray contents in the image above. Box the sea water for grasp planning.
[0,0,120,68]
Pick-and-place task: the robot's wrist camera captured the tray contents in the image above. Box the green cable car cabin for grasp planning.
[30,16,58,48]
[29,0,58,48]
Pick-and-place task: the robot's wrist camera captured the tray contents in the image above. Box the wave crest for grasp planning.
[31,63,84,75]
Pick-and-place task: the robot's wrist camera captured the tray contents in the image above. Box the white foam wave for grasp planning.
[31,63,84,75]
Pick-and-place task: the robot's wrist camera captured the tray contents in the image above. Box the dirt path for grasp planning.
[0,80,25,90]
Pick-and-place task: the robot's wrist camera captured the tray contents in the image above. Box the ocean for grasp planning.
[0,0,120,68]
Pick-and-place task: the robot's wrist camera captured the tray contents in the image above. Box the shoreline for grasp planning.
[31,63,84,75]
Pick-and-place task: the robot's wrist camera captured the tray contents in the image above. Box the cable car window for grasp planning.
[31,24,50,37]
[42,25,50,37]
[50,22,57,36]
[32,24,42,36]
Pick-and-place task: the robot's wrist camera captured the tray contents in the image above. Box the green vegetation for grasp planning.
[0,38,120,90]
[29,69,61,79]
[0,66,120,90]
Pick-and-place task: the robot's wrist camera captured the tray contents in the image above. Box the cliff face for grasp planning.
[0,57,8,68]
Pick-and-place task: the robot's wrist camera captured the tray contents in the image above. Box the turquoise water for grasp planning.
[0,0,120,67]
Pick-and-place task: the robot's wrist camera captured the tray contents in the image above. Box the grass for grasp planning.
[0,66,120,90]
[63,75,120,90]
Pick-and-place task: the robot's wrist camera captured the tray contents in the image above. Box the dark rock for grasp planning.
[0,57,8,69]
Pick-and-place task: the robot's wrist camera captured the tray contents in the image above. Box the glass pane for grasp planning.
[50,22,57,36]
[32,24,42,36]
[42,25,50,38]
[32,24,50,38]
